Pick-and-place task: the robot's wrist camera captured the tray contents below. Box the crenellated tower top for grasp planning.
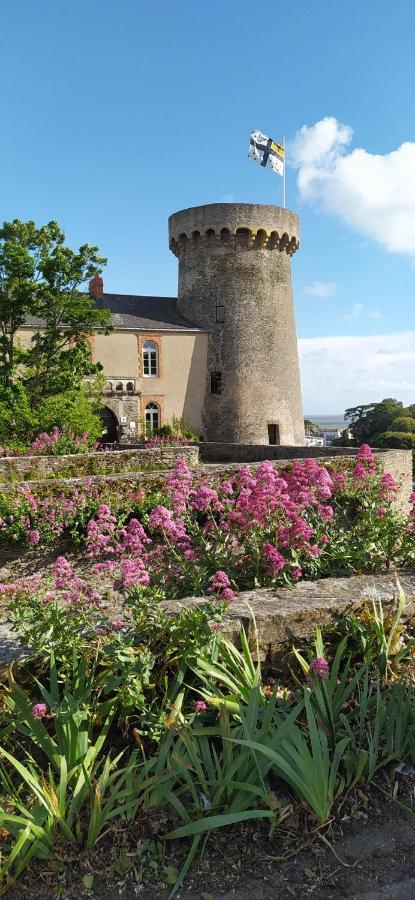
[168,202,300,257]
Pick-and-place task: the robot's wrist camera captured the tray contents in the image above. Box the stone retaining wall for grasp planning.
[0,445,199,483]
[0,447,411,515]
[161,572,415,663]
[199,446,412,513]
[4,571,413,666]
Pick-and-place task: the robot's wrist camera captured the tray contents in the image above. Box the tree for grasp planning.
[0,219,112,445]
[0,219,111,399]
[343,399,403,444]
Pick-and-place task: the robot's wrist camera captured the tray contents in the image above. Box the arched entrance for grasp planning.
[100,407,119,443]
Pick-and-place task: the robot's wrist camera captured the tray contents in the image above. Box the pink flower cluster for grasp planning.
[0,444,409,608]
[309,657,330,680]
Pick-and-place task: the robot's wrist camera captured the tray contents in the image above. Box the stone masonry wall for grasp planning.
[169,204,305,446]
[0,445,199,483]
[161,572,415,663]
[0,445,410,515]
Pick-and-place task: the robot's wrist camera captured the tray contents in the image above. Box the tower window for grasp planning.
[143,341,158,376]
[215,303,225,323]
[145,402,160,434]
[210,372,222,395]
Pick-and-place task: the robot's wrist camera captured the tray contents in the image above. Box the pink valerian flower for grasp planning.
[193,700,207,712]
[30,427,62,454]
[210,621,224,632]
[318,505,334,522]
[409,491,415,506]
[309,657,330,681]
[278,517,314,550]
[377,506,386,519]
[209,570,231,592]
[111,619,126,630]
[166,456,193,514]
[54,555,76,589]
[292,568,302,581]
[0,574,42,596]
[54,556,103,605]
[354,463,369,480]
[357,444,376,470]
[86,504,117,559]
[380,473,397,498]
[28,529,40,545]
[149,505,190,548]
[220,587,236,601]
[32,702,48,718]
[191,485,220,512]
[118,557,150,590]
[262,543,286,577]
[208,570,236,600]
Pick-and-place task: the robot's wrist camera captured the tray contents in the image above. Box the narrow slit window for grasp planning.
[215,303,225,323]
[210,372,222,395]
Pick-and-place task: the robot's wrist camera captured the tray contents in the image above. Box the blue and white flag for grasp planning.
[249,130,284,177]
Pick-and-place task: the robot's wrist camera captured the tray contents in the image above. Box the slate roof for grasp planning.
[23,294,207,333]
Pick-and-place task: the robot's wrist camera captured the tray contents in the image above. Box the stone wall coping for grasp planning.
[161,571,415,662]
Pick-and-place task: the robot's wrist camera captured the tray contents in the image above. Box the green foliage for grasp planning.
[0,653,152,883]
[0,218,112,445]
[390,416,415,433]
[340,398,415,451]
[2,585,415,894]
[344,399,404,444]
[375,431,415,450]
[0,383,38,447]
[35,385,103,445]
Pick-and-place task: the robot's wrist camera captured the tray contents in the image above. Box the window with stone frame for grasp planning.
[145,402,160,433]
[143,340,158,376]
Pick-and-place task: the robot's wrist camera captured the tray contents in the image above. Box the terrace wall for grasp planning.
[0,445,199,483]
[161,571,415,662]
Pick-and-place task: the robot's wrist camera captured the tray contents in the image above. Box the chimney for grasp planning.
[89,274,104,302]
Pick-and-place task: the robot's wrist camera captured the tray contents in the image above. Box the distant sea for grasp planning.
[305,414,349,430]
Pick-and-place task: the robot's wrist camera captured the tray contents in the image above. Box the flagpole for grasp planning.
[282,134,286,208]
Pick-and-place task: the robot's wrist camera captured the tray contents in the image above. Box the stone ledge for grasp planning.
[2,572,414,666]
[161,572,415,661]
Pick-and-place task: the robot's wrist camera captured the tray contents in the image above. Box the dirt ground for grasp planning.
[4,779,414,900]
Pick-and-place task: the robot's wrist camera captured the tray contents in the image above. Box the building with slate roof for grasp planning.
[18,202,305,446]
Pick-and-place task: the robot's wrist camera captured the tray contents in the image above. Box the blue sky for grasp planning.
[1,0,415,412]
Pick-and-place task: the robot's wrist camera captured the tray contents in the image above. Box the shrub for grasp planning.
[375,431,415,449]
[390,416,415,433]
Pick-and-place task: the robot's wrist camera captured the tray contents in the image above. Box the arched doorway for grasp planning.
[100,407,119,443]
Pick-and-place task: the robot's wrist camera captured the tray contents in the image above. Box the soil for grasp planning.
[4,779,415,900]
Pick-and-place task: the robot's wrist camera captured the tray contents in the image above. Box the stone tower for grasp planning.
[168,203,305,445]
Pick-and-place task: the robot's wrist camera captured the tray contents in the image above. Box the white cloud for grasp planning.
[341,303,382,321]
[342,302,364,320]
[290,116,415,255]
[299,331,415,413]
[304,281,336,298]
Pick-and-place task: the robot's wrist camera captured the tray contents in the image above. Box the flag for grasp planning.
[249,130,284,177]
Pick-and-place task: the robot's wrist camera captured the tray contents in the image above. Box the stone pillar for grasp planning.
[169,203,304,445]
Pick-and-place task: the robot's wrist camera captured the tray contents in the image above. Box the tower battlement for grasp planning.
[169,203,300,256]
